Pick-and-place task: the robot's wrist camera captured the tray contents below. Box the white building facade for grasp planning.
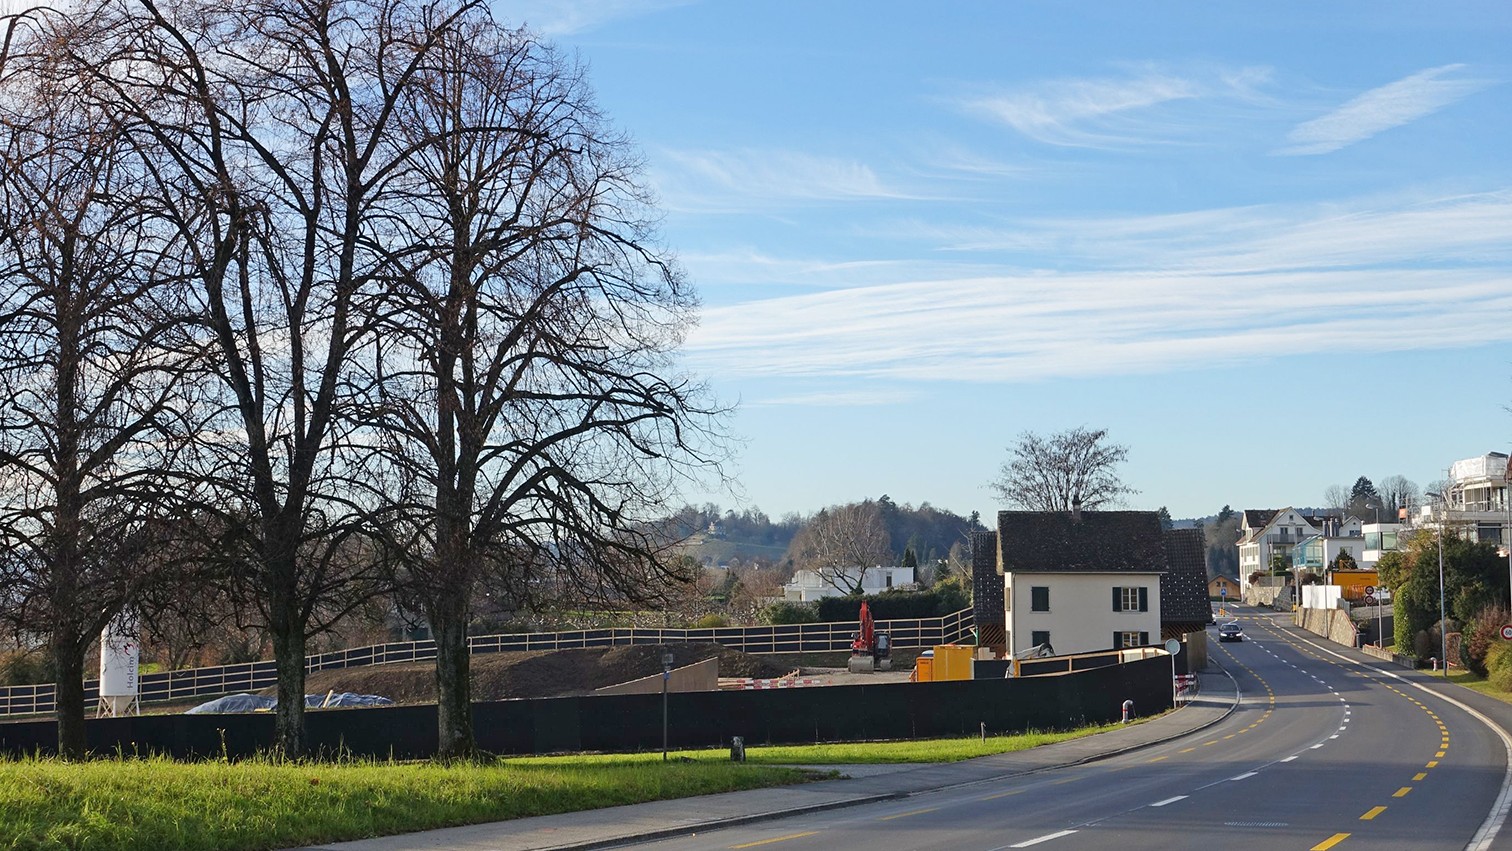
[782,565,915,602]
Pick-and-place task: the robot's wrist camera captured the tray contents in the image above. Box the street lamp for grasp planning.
[1425,491,1448,677]
[661,649,674,761]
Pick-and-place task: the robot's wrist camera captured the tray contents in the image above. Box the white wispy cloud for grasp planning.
[954,65,1271,147]
[1278,64,1493,155]
[653,148,920,212]
[747,389,917,408]
[500,0,697,36]
[683,191,1512,383]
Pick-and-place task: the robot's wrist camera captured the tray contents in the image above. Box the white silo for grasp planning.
[97,616,140,717]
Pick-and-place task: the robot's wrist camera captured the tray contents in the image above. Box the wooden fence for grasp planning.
[0,608,975,716]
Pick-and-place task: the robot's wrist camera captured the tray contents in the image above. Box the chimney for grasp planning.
[1070,498,1082,523]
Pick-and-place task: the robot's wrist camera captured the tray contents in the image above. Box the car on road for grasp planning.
[1218,622,1243,642]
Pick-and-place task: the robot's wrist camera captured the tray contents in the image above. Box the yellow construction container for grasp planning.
[913,655,933,682]
[932,644,974,681]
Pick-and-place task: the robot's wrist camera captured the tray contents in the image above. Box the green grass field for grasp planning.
[0,724,1124,851]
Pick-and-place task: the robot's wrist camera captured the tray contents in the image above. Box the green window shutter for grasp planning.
[1113,587,1122,611]
[1140,631,1149,645]
[1139,587,1148,612]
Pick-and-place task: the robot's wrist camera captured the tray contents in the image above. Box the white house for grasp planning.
[997,509,1165,657]
[1238,508,1359,577]
[782,565,915,602]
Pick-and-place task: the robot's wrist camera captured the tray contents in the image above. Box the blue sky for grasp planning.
[511,1,1512,522]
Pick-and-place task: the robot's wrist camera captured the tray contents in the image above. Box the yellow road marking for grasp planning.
[981,789,1025,800]
[732,832,819,848]
[1147,755,1168,763]
[1360,806,1387,820]
[1436,751,1446,758]
[1202,740,1219,746]
[1179,747,1196,753]
[1427,761,1439,768]
[881,807,937,821]
[1394,787,1412,797]
[1312,832,1351,850]
[1414,772,1427,781]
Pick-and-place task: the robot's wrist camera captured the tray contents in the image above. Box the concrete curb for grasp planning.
[522,670,1243,851]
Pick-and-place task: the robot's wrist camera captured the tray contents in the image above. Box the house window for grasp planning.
[1030,586,1050,612]
[1031,630,1051,649]
[1113,586,1148,612]
[885,573,893,589]
[1115,631,1149,648]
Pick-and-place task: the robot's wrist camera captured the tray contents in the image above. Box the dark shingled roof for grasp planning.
[971,531,1004,629]
[1242,509,1279,530]
[1161,527,1214,632]
[997,510,1167,574]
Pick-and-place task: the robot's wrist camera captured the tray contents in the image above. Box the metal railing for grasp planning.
[0,608,975,716]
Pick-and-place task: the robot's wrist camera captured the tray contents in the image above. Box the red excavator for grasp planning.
[847,601,892,673]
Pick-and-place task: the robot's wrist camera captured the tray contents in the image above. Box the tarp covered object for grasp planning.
[185,692,393,714]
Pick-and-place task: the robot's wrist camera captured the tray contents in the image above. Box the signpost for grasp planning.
[1500,625,1512,642]
[1165,638,1181,707]
[1219,585,1227,616]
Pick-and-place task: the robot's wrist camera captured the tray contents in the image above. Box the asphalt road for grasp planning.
[619,608,1511,851]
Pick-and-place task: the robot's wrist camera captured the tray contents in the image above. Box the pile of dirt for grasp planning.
[289,642,799,704]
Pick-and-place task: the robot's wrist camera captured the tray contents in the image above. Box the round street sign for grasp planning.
[1501,625,1512,641]
[1364,595,1377,606]
[1365,585,1376,596]
[1220,586,1227,597]
[1164,638,1181,655]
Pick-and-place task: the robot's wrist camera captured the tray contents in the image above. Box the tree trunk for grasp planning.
[52,633,87,760]
[270,618,306,759]
[432,602,473,761]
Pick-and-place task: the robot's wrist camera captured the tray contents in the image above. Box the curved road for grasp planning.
[622,605,1511,851]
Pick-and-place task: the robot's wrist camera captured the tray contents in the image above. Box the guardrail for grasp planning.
[0,608,975,716]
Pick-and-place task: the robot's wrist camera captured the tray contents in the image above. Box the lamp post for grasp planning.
[661,649,674,761]
[1426,491,1448,677]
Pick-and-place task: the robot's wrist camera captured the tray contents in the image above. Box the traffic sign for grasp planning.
[1500,625,1512,641]
[1365,585,1376,596]
[1220,586,1227,597]
[1364,595,1377,606]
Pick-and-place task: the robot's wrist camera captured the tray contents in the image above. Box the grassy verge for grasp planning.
[0,756,808,851]
[0,721,1132,851]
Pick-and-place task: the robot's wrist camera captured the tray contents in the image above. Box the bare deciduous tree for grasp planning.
[100,0,470,755]
[1378,474,1418,519]
[364,19,722,758]
[0,6,198,758]
[990,427,1136,512]
[786,502,892,594]
[1322,484,1351,513]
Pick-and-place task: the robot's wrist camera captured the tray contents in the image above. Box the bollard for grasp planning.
[1122,699,1134,723]
[730,736,746,762]
[980,721,986,742]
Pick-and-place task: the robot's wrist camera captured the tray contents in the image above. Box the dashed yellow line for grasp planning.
[880,807,937,821]
[1360,806,1387,820]
[731,832,819,848]
[1312,833,1351,850]
[1393,786,1413,797]
[1413,772,1427,781]
[980,789,1024,800]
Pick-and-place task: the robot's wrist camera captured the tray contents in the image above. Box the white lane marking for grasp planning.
[1281,756,1299,762]
[1150,796,1187,807]
[1010,830,1078,847]
[1311,744,1325,749]
[1231,771,1258,780]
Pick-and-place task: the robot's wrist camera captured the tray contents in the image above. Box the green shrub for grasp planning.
[760,601,819,625]
[0,651,49,686]
[816,586,969,623]
[1491,663,1512,693]
[692,614,728,628]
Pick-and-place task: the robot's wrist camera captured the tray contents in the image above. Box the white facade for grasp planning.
[782,565,915,602]
[1239,508,1359,577]
[1003,571,1161,657]
[1422,452,1511,549]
